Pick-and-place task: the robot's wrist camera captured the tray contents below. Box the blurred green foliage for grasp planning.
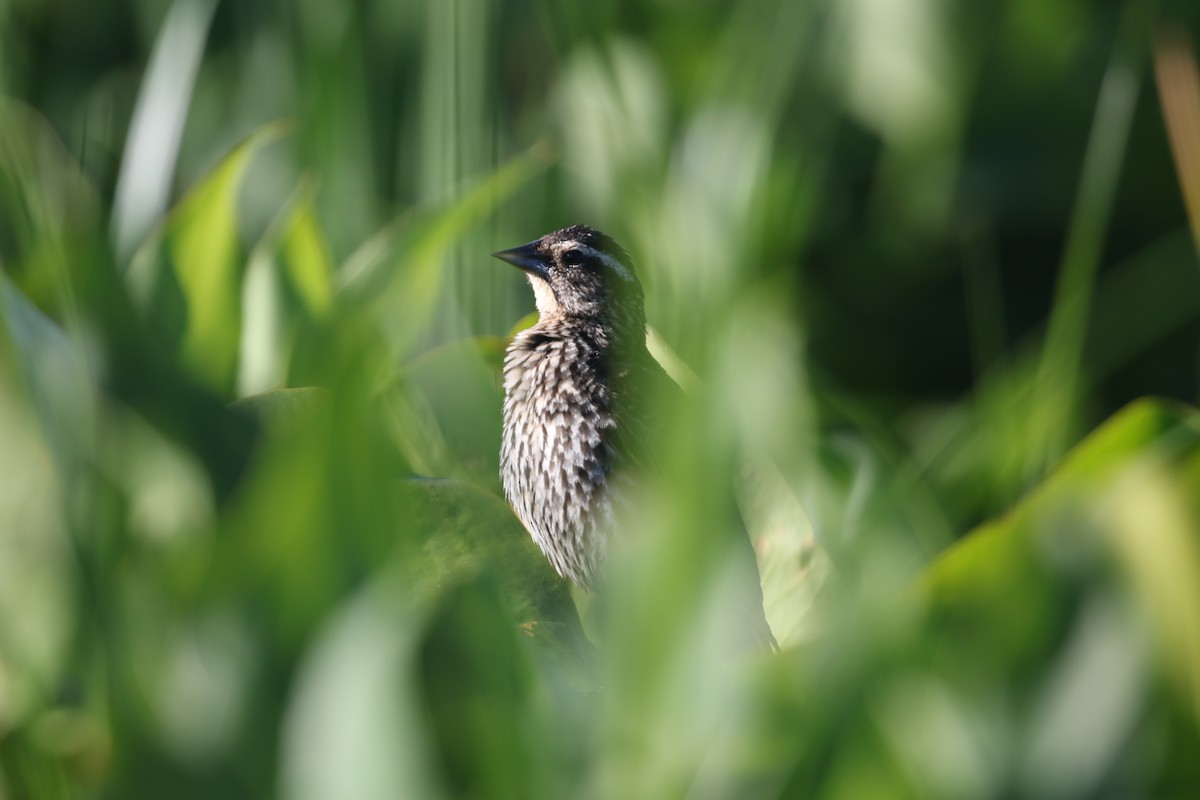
[2,0,1200,797]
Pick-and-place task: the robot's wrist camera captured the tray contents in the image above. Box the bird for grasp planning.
[492,224,776,649]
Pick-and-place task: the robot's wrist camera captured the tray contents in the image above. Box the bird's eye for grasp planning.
[561,249,585,266]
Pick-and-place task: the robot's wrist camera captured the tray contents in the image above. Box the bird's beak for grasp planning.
[492,240,550,281]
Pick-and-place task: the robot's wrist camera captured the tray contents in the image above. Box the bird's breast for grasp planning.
[500,334,617,586]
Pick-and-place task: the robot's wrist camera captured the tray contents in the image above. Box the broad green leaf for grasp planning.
[923,399,1198,594]
[281,198,335,318]
[228,387,591,685]
[169,123,288,392]
[922,398,1200,740]
[233,384,583,630]
[128,122,289,395]
[238,185,335,397]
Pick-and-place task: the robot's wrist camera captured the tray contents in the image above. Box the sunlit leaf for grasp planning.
[281,196,335,318]
[238,184,335,396]
[128,122,289,394]
[922,398,1200,786]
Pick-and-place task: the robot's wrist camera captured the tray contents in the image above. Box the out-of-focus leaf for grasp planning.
[922,398,1200,650]
[0,100,99,318]
[0,273,94,467]
[280,197,335,319]
[0,276,81,730]
[231,387,330,435]
[110,0,217,261]
[1027,5,1143,477]
[224,386,590,674]
[413,578,555,799]
[127,123,288,395]
[554,40,666,219]
[923,398,1197,599]
[280,588,443,800]
[737,454,829,646]
[338,144,551,357]
[400,479,583,640]
[387,337,504,486]
[213,387,359,645]
[238,186,335,396]
[282,534,579,800]
[169,123,288,392]
[921,398,1200,792]
[1154,30,1200,251]
[408,476,597,679]
[505,311,539,341]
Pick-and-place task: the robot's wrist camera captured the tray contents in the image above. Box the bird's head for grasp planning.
[492,225,645,338]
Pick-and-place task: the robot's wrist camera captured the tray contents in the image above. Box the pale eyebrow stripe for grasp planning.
[578,245,635,283]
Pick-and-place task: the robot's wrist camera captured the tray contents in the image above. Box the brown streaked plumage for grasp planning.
[493,225,775,648]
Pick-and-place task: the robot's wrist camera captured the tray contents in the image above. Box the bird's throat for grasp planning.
[528,276,561,319]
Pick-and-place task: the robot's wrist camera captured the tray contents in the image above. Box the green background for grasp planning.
[2,0,1200,797]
